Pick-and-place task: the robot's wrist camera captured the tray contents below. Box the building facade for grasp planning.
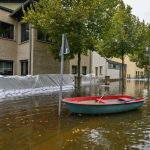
[112,57,145,79]
[0,0,145,79]
[0,1,91,76]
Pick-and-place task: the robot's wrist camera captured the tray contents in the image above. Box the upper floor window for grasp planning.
[108,63,120,70]
[37,31,50,43]
[0,60,13,75]
[0,21,14,39]
[21,23,29,42]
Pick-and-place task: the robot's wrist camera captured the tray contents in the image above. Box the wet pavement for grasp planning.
[0,80,150,150]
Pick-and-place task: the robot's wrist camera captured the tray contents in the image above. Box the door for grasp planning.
[20,60,28,76]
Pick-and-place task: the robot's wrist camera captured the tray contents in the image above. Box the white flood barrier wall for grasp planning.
[0,74,74,100]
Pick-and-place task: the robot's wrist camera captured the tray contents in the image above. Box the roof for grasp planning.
[107,59,127,66]
[0,4,13,12]
[0,0,25,2]
[10,0,34,20]
[0,3,21,11]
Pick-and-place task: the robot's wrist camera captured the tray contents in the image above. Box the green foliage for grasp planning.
[129,23,150,68]
[97,2,146,61]
[23,0,120,59]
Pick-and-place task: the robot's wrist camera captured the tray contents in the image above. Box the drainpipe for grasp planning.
[29,23,32,75]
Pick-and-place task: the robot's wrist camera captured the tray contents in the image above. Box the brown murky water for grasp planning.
[0,80,150,150]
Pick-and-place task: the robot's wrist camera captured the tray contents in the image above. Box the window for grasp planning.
[108,63,114,69]
[72,65,77,74]
[20,60,28,76]
[108,63,120,70]
[0,60,13,75]
[116,64,120,70]
[136,71,138,77]
[99,66,103,74]
[37,31,50,43]
[0,21,14,39]
[95,67,98,77]
[21,23,29,42]
[82,66,87,75]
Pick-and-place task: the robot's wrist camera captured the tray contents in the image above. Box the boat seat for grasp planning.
[118,97,132,102]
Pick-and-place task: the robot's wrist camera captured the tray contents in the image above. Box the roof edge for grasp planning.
[10,0,31,17]
[0,5,13,13]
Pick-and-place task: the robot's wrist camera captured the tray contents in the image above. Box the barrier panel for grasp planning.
[0,74,74,100]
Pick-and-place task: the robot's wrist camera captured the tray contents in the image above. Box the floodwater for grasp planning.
[0,80,150,150]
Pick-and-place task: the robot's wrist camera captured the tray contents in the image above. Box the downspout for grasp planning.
[29,23,32,75]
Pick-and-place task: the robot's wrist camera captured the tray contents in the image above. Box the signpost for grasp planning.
[58,34,70,116]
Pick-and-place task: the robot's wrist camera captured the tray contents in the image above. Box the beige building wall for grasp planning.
[125,56,144,78]
[32,30,69,75]
[1,4,144,77]
[69,51,90,74]
[0,9,17,75]
[112,56,144,78]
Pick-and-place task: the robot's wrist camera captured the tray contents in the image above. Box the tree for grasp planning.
[129,23,150,84]
[23,0,121,91]
[130,23,150,68]
[96,2,145,94]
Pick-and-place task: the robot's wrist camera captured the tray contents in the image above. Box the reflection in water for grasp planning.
[82,128,111,149]
[0,80,150,150]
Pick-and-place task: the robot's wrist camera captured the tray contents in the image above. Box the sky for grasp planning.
[123,0,150,23]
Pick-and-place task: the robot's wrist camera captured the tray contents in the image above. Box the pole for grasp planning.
[58,34,65,116]
[29,23,32,75]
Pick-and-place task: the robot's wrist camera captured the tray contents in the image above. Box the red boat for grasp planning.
[62,95,144,114]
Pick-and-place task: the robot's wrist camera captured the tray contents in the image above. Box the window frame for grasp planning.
[0,21,14,40]
[20,60,28,76]
[37,30,50,43]
[21,23,29,43]
[82,66,87,75]
[72,65,77,74]
[0,60,13,75]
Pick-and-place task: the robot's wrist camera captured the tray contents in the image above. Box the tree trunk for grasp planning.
[121,49,124,95]
[77,51,81,95]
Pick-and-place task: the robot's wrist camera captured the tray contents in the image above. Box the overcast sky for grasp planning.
[123,0,150,23]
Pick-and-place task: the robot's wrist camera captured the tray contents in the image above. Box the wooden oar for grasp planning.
[96,91,107,103]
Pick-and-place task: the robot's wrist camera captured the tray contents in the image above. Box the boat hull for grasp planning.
[63,96,144,115]
[64,101,144,114]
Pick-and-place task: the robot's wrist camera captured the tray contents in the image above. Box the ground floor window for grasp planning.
[20,60,28,76]
[95,67,98,77]
[127,74,130,78]
[0,60,13,75]
[99,66,103,75]
[72,65,77,74]
[82,66,87,75]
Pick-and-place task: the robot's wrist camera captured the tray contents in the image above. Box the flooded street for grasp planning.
[0,80,150,150]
